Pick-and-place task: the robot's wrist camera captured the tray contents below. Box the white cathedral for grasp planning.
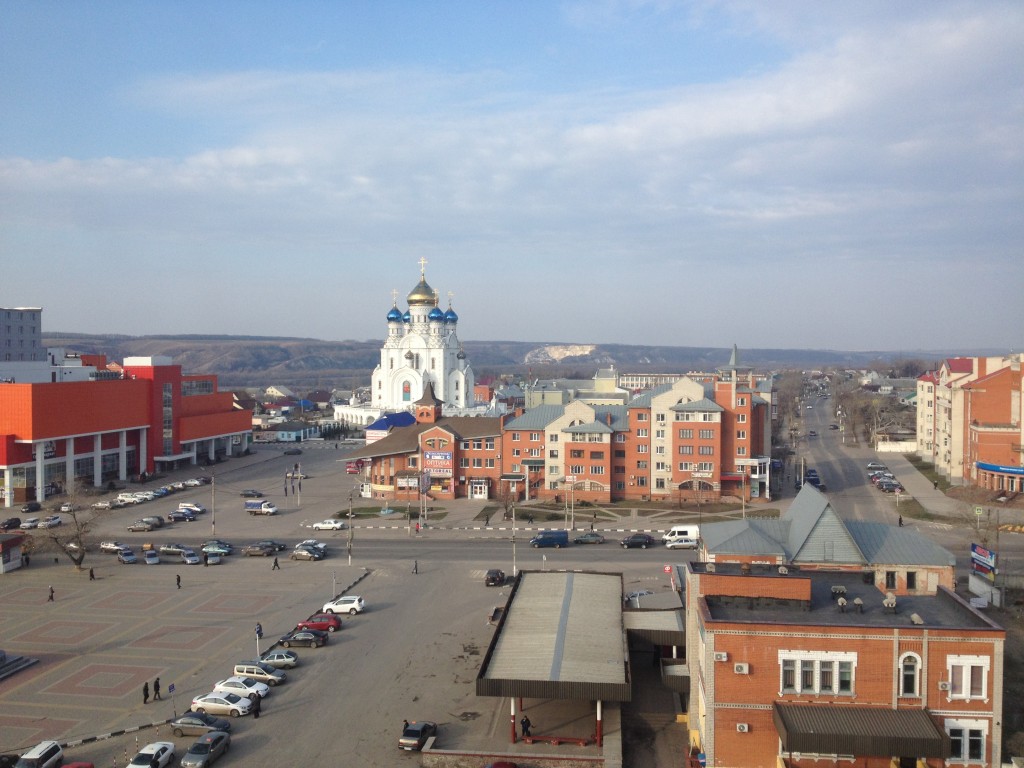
[333,262,500,428]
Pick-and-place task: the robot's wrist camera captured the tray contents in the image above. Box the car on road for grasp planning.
[665,537,699,550]
[296,539,327,553]
[184,478,203,487]
[234,661,287,685]
[91,500,113,509]
[253,539,287,552]
[243,543,275,557]
[484,569,506,587]
[168,509,197,523]
[399,720,437,751]
[143,550,160,565]
[239,489,264,498]
[621,533,656,549]
[181,549,202,565]
[59,502,75,513]
[279,628,329,648]
[867,462,888,471]
[1,517,21,530]
[191,692,252,718]
[21,501,42,514]
[283,447,303,455]
[40,514,62,528]
[179,730,230,768]
[169,711,231,738]
[290,546,324,561]
[296,613,342,633]
[100,540,128,553]
[127,520,154,532]
[829,423,840,430]
[312,518,347,531]
[20,517,40,529]
[213,676,270,700]
[259,650,299,669]
[201,542,232,556]
[159,542,189,555]
[117,548,137,564]
[286,471,309,479]
[808,430,817,437]
[573,531,606,545]
[322,595,365,614]
[128,741,175,768]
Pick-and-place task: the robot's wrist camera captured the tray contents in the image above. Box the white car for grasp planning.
[143,550,160,565]
[91,500,113,509]
[322,595,365,615]
[129,741,175,768]
[191,692,252,718]
[181,549,201,565]
[213,676,270,700]
[19,517,40,529]
[296,539,327,553]
[312,519,347,531]
[59,502,75,513]
[184,478,203,487]
[665,538,699,550]
[101,540,128,553]
[40,515,62,528]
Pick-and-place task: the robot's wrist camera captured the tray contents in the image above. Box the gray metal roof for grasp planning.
[622,609,686,646]
[503,404,566,430]
[845,520,956,566]
[476,571,631,702]
[774,703,948,758]
[563,420,613,434]
[627,382,676,408]
[670,397,724,413]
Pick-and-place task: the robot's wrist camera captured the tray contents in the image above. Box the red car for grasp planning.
[295,613,342,633]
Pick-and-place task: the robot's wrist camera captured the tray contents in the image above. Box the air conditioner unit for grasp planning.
[713,652,728,662]
[736,723,749,733]
[938,681,950,691]
[734,663,750,674]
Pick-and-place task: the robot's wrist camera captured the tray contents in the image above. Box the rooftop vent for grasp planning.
[853,597,864,613]
[778,566,789,575]
[837,597,847,613]
[910,613,925,625]
[883,594,897,613]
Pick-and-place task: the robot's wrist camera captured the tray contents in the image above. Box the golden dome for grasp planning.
[407,278,435,306]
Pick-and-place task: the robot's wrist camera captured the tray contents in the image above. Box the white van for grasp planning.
[662,524,700,546]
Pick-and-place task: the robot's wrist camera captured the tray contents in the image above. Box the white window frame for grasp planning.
[778,650,857,696]
[947,655,990,702]
[898,652,921,698]
[945,718,988,764]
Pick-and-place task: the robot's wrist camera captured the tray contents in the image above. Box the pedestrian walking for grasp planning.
[933,480,939,490]
[176,574,181,589]
[520,715,532,738]
[143,681,149,705]
[415,521,420,533]
[272,556,280,570]
[203,552,208,566]
[412,559,419,574]
[153,677,161,700]
[47,585,54,602]
[898,515,904,527]
[89,567,95,581]
[251,694,261,719]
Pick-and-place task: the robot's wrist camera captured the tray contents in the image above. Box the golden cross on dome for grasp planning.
[418,256,428,279]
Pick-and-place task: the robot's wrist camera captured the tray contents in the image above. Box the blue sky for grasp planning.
[2,1,1021,352]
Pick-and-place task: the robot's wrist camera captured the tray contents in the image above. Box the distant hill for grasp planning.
[43,333,952,391]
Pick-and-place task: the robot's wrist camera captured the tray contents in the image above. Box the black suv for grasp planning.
[1,517,21,530]
[485,569,506,586]
[21,501,42,513]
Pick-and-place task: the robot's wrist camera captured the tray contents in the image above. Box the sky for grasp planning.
[1,1,1022,353]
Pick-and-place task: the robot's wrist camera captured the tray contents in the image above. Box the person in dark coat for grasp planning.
[153,677,161,700]
[47,585,54,602]
[520,715,532,737]
[272,557,280,570]
[251,693,261,718]
[176,574,181,589]
[143,681,149,705]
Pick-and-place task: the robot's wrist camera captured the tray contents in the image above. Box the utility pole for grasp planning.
[211,472,217,536]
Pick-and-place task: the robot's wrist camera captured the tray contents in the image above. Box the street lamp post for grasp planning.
[511,501,518,577]
[347,492,354,565]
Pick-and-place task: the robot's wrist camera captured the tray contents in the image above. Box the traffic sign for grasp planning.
[974,505,983,516]
[663,565,672,573]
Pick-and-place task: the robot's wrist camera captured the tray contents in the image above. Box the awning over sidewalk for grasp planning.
[773,703,949,758]
[622,609,686,646]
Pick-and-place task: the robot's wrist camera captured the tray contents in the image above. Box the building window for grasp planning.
[946,720,987,763]
[736,430,746,440]
[737,414,747,423]
[679,428,693,439]
[460,458,470,468]
[512,449,520,457]
[549,449,559,459]
[571,449,584,459]
[737,446,747,456]
[907,571,917,590]
[570,465,584,475]
[679,446,693,455]
[900,653,921,697]
[473,440,482,450]
[590,451,605,460]
[472,458,482,468]
[486,439,495,450]
[698,446,714,456]
[655,478,665,489]
[655,413,665,423]
[530,432,541,441]
[638,445,648,454]
[549,434,559,443]
[637,412,648,421]
[591,466,605,475]
[636,460,648,469]
[738,397,746,405]
[655,429,665,439]
[485,458,495,468]
[699,429,714,439]
[948,656,989,701]
[885,571,897,589]
[637,428,648,438]
[778,651,857,695]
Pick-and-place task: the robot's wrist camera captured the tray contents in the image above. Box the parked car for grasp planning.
[184,478,204,487]
[191,692,252,718]
[19,517,40,530]
[239,489,264,498]
[100,540,128,553]
[312,518,347,531]
[127,520,154,532]
[283,448,303,455]
[243,543,275,557]
[484,569,506,586]
[296,613,342,633]
[181,549,202,565]
[573,531,606,545]
[91,500,113,509]
[259,649,299,669]
[322,595,365,614]
[399,720,437,751]
[13,741,64,768]
[143,550,161,565]
[201,542,232,556]
[21,501,42,514]
[169,712,231,738]
[40,515,62,528]
[290,547,323,561]
[127,741,174,768]
[117,548,137,564]
[0,517,21,530]
[213,676,270,701]
[621,533,656,549]
[179,731,230,768]
[159,542,190,555]
[296,539,327,553]
[233,661,286,685]
[665,537,699,550]
[59,502,75,513]
[168,510,197,523]
[867,462,888,471]
[253,539,287,552]
[279,628,329,648]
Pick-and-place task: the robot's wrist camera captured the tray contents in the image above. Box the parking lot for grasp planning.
[2,445,680,766]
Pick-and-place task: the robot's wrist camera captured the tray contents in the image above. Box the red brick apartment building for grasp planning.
[0,356,251,508]
[684,561,1005,768]
[348,356,774,504]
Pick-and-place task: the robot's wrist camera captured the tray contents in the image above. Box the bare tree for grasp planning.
[47,480,100,570]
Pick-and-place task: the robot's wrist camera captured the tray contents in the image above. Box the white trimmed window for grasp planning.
[947,655,990,701]
[899,652,921,697]
[779,650,857,695]
[945,719,987,764]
